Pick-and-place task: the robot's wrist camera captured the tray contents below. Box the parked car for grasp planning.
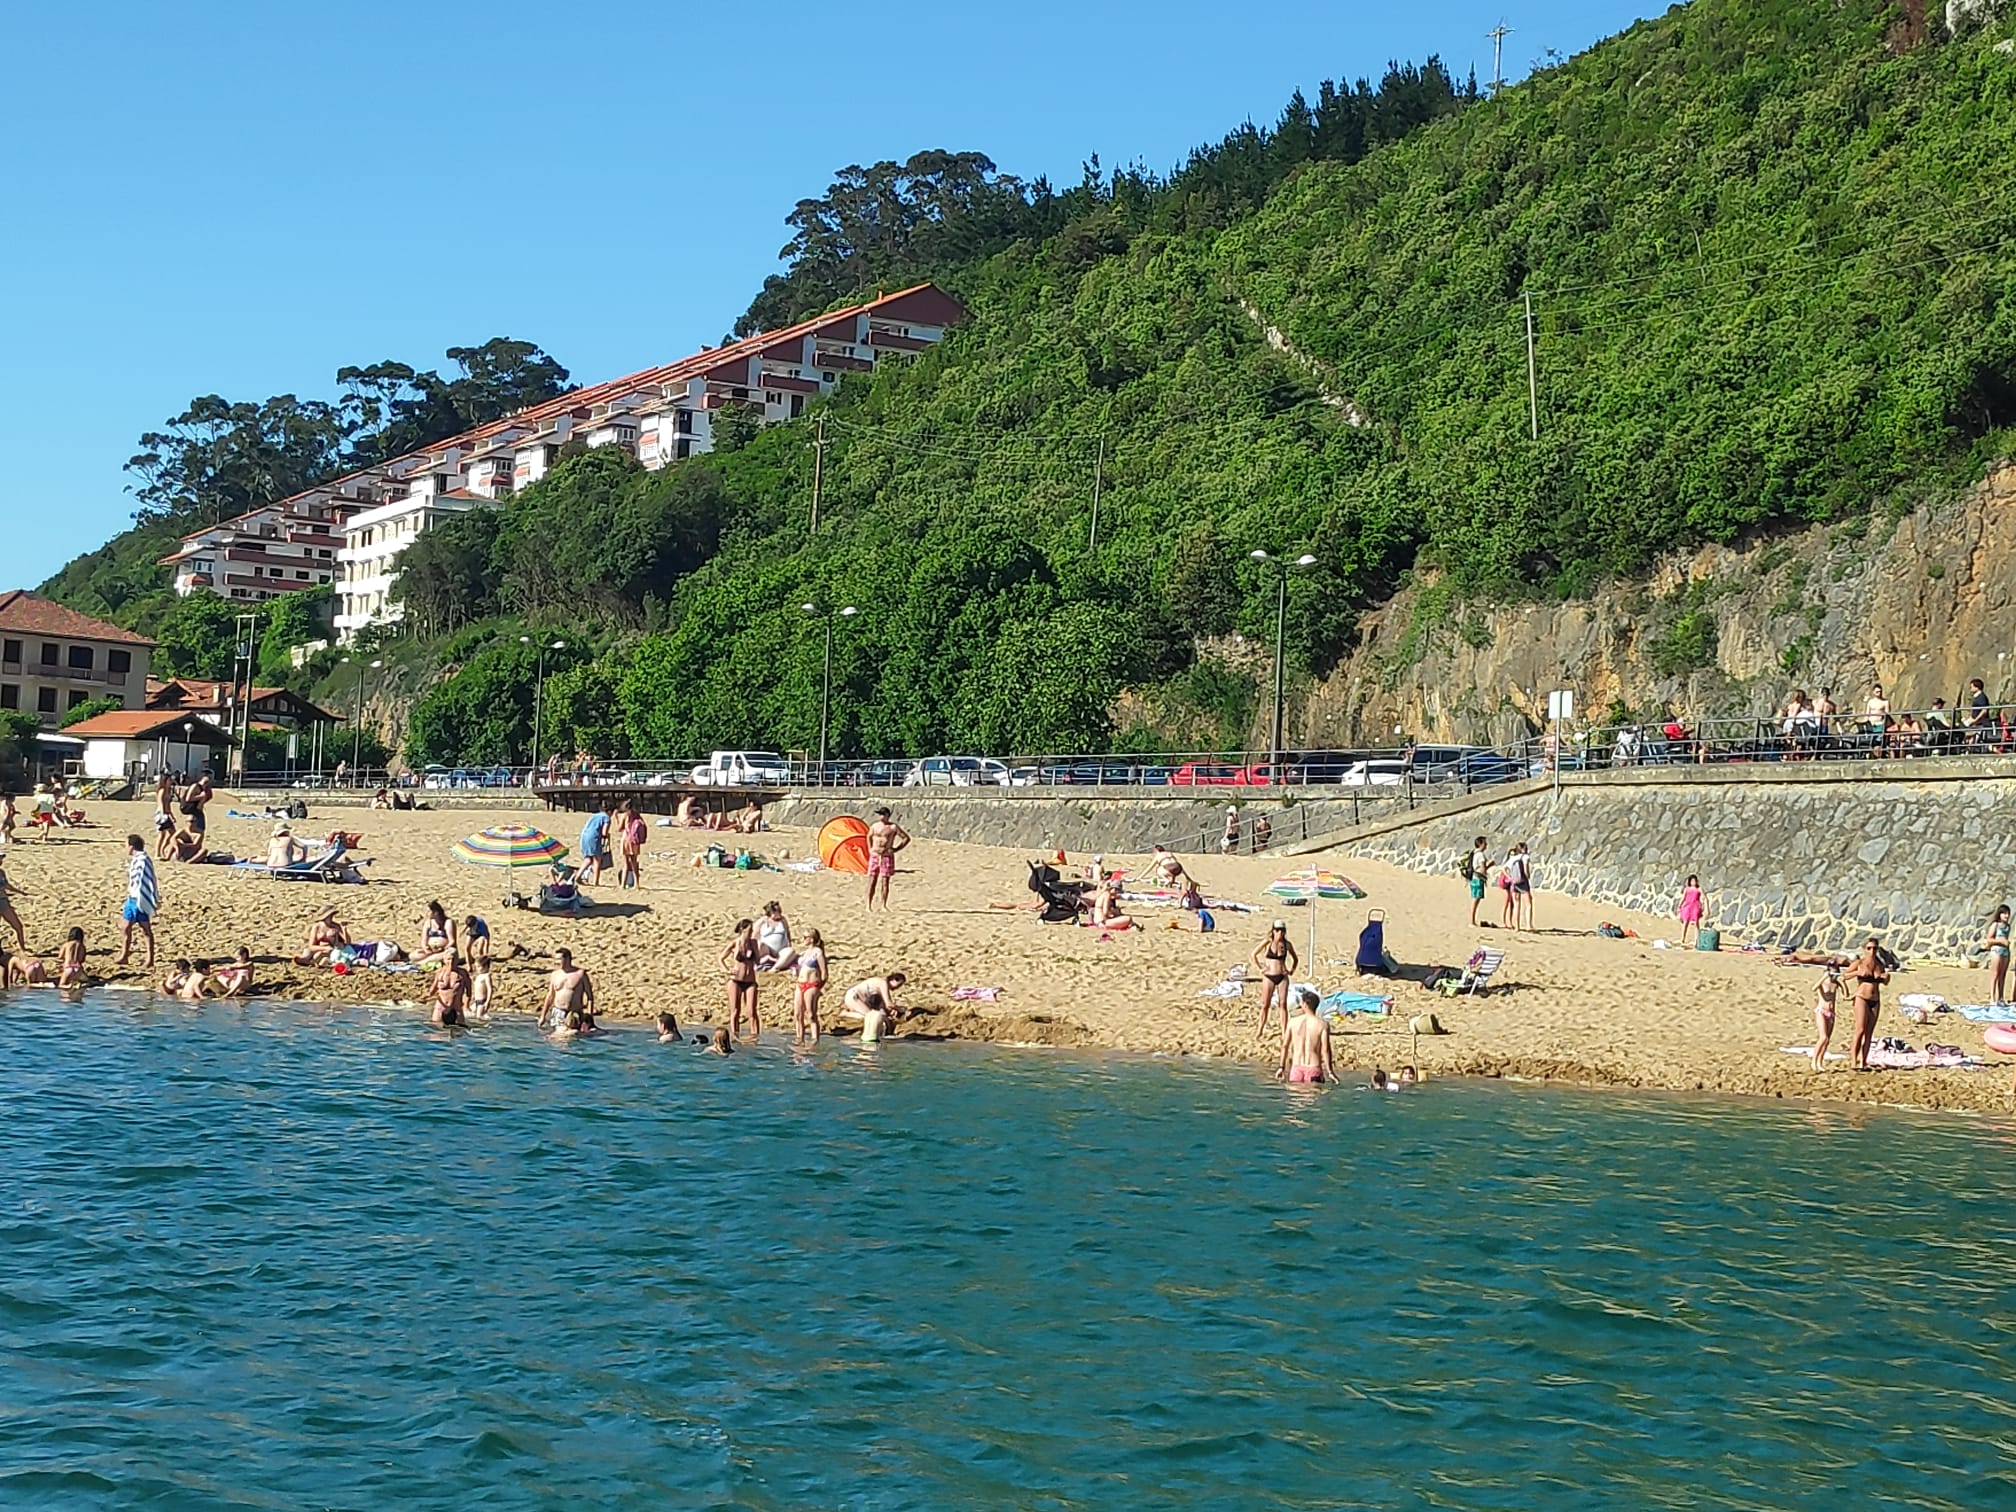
[903,756,1015,787]
[1401,744,1481,782]
[420,764,454,790]
[1277,750,1362,785]
[1450,752,1528,787]
[1168,762,1259,787]
[1339,759,1409,787]
[689,751,792,786]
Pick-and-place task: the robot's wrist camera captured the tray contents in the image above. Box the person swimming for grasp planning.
[705,1025,733,1055]
[656,1011,681,1044]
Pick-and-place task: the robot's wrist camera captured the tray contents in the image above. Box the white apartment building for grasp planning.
[193,282,969,641]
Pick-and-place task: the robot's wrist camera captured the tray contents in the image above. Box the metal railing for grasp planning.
[199,705,2016,796]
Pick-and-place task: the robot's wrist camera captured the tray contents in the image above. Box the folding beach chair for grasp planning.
[1457,947,1506,995]
[270,844,368,885]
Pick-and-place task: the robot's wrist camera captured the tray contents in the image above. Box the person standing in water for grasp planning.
[431,950,470,1026]
[1982,904,2011,1005]
[722,919,762,1042]
[1677,874,1706,948]
[1846,938,1889,1072]
[793,927,828,1046]
[865,807,910,911]
[1276,987,1336,1085]
[1251,920,1298,1041]
[540,947,595,1031]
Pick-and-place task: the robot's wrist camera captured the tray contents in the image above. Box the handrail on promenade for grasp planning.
[187,703,2016,798]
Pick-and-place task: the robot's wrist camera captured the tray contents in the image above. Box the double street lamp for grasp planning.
[520,636,567,772]
[802,603,858,782]
[1249,550,1317,775]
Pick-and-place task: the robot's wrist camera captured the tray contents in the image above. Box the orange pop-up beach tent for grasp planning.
[817,815,871,873]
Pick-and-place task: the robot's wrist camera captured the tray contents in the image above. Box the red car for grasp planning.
[1167,762,1274,786]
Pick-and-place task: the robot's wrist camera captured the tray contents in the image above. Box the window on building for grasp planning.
[318,574,330,584]
[37,686,58,713]
[823,372,835,384]
[39,642,58,666]
[675,411,694,435]
[107,650,131,676]
[296,570,309,580]
[2,639,20,664]
[67,689,89,710]
[68,645,93,670]
[0,684,16,709]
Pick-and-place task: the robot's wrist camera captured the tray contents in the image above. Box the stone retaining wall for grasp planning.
[1332,763,2016,959]
[770,791,1417,857]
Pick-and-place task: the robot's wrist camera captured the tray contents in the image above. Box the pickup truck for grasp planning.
[688,751,792,786]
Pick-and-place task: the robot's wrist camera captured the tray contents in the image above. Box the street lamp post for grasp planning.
[802,603,858,782]
[1249,550,1317,775]
[343,657,383,777]
[520,636,567,775]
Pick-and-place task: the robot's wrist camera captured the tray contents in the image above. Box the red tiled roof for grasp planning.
[183,285,965,543]
[61,710,233,742]
[0,590,154,646]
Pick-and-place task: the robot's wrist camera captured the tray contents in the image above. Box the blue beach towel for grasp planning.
[1320,990,1394,1017]
[1957,1005,2016,1024]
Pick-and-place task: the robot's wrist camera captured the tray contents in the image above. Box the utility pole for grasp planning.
[1487,21,1513,94]
[1088,433,1105,553]
[1524,290,1539,440]
[232,612,258,779]
[809,414,826,536]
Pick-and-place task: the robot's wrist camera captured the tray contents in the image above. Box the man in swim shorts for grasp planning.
[1276,987,1336,1086]
[865,808,910,912]
[540,947,595,1031]
[432,950,470,1026]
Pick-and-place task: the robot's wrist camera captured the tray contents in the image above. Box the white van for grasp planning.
[689,751,792,786]
[902,756,1015,787]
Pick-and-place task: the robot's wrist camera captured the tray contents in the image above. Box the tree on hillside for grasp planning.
[126,340,571,529]
[150,592,248,679]
[127,394,351,525]
[392,510,504,633]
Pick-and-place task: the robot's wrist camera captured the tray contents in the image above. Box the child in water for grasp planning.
[656,1011,681,1044]
[1677,874,1706,947]
[213,947,254,998]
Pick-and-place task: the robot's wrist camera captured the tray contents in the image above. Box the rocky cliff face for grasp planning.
[1297,464,2016,747]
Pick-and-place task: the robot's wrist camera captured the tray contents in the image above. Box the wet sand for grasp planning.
[6,799,2012,1113]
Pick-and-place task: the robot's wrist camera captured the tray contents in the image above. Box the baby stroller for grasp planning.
[1355,909,1394,977]
[539,862,585,913]
[1026,861,1090,924]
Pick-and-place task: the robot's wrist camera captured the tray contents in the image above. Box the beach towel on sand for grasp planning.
[1958,1004,2016,1024]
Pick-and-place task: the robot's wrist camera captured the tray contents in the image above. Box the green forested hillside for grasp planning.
[46,0,2016,763]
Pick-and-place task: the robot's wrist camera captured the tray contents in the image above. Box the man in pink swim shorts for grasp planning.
[865,807,910,912]
[1276,987,1336,1087]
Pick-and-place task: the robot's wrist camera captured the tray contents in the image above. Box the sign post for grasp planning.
[1547,689,1575,799]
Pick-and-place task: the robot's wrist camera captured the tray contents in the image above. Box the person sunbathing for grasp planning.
[295,909,351,966]
[213,947,254,998]
[1087,881,1132,931]
[267,824,306,869]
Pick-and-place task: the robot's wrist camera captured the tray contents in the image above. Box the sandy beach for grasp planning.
[6,797,2012,1113]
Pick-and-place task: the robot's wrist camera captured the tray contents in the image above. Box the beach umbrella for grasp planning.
[454,824,569,906]
[1266,867,1367,967]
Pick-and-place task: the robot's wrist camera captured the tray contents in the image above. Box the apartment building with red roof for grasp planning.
[0,590,154,727]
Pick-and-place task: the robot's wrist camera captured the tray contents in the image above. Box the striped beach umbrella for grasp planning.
[453,825,569,869]
[1267,867,1365,901]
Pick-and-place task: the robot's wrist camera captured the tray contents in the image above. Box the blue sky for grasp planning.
[0,0,1653,587]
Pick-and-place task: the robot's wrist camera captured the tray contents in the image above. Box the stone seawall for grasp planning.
[1331,762,2016,959]
[771,791,1424,857]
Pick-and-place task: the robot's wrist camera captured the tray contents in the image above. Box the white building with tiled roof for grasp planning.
[318,283,963,638]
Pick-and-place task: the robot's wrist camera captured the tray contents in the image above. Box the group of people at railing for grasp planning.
[1596,680,2013,767]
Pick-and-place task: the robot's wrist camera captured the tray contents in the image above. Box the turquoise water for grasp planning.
[2,998,2014,1509]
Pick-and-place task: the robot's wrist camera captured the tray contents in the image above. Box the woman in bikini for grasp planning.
[1846,938,1889,1072]
[619,803,645,889]
[1982,904,2011,1005]
[295,909,350,966]
[722,918,762,1043]
[1251,921,1298,1041]
[416,901,456,964]
[794,927,827,1046]
[57,927,87,990]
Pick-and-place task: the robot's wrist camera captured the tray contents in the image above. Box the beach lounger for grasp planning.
[1444,947,1506,996]
[270,845,368,885]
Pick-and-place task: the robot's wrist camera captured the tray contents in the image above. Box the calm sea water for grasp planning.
[2,995,2014,1509]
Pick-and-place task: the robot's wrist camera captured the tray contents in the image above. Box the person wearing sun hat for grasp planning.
[266,822,305,870]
